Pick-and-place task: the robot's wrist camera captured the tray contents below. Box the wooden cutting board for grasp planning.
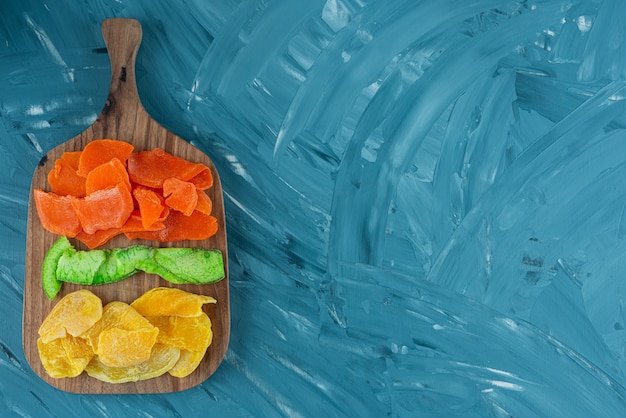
[22,18,229,394]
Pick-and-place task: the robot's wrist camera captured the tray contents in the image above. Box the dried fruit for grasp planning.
[81,301,157,368]
[35,140,218,248]
[168,347,207,378]
[96,327,159,368]
[33,190,82,238]
[47,151,86,197]
[42,237,224,299]
[71,182,134,234]
[38,335,94,378]
[146,314,212,352]
[84,344,180,383]
[38,289,103,343]
[162,177,198,216]
[76,139,134,178]
[37,288,215,382]
[127,148,212,189]
[133,287,215,379]
[41,235,74,300]
[124,210,219,243]
[75,212,166,249]
[133,187,168,229]
[195,189,213,216]
[131,287,216,317]
[85,157,131,195]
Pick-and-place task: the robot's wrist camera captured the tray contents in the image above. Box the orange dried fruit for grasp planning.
[47,151,86,197]
[146,313,212,352]
[195,189,213,216]
[124,210,218,242]
[132,186,168,229]
[75,211,166,249]
[127,147,210,188]
[162,177,198,216]
[76,139,134,178]
[38,289,103,344]
[187,168,213,190]
[85,344,180,384]
[38,140,219,246]
[33,189,82,238]
[130,287,216,317]
[71,182,134,234]
[37,335,94,378]
[85,157,131,195]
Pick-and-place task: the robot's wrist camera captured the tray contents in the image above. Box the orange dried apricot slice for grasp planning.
[75,211,166,249]
[127,148,210,188]
[85,157,131,195]
[133,187,169,229]
[33,189,82,238]
[47,151,86,197]
[84,344,180,384]
[124,210,218,242]
[162,177,198,216]
[187,168,213,190]
[38,289,103,344]
[130,287,216,317]
[71,182,134,234]
[76,139,134,178]
[195,189,213,216]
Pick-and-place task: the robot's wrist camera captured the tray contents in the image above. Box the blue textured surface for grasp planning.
[2,0,626,416]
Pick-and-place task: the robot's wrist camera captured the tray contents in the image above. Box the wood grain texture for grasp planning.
[22,18,229,394]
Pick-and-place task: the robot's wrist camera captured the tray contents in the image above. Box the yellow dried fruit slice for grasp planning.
[62,336,95,370]
[167,348,207,378]
[37,335,94,378]
[130,287,216,317]
[38,289,102,343]
[80,301,159,368]
[85,344,180,383]
[97,327,159,367]
[81,301,156,354]
[146,313,212,352]
[37,286,218,382]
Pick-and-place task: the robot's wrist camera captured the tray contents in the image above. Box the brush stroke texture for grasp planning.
[2,0,626,416]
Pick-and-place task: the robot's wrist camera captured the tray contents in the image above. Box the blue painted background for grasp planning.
[2,0,626,416]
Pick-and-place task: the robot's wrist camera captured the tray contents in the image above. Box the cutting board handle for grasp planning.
[101,18,143,116]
